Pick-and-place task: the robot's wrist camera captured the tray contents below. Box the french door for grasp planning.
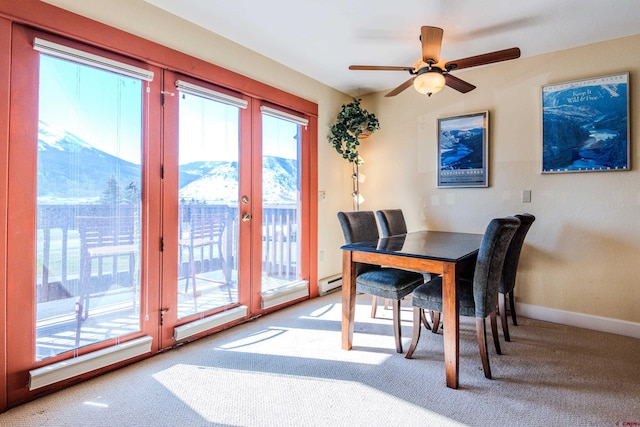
[160,72,310,344]
[6,24,315,406]
[7,26,162,404]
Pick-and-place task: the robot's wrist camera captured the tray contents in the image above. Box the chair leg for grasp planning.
[498,292,511,342]
[509,292,518,326]
[490,311,502,355]
[371,295,378,318]
[392,299,402,353]
[476,317,492,379]
[75,300,83,347]
[420,309,432,330]
[405,307,422,359]
[79,256,92,321]
[431,311,441,333]
[219,240,233,302]
[187,247,198,309]
[186,247,195,294]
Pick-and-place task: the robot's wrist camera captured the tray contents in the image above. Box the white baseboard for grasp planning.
[318,274,342,296]
[516,302,640,339]
[262,280,309,309]
[174,306,247,341]
[29,336,153,390]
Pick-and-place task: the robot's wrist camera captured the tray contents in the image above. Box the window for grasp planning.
[35,45,149,358]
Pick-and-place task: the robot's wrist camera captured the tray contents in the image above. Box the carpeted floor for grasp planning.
[1,291,639,426]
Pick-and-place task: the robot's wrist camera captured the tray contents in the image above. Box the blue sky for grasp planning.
[39,54,299,166]
[38,54,143,164]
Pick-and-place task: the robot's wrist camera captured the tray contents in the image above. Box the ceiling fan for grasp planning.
[349,26,521,97]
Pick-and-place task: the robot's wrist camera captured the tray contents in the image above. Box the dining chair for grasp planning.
[499,213,535,341]
[405,217,520,379]
[370,209,408,319]
[375,209,434,326]
[376,209,407,237]
[337,211,425,353]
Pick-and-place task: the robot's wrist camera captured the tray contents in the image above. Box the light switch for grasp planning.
[522,190,531,203]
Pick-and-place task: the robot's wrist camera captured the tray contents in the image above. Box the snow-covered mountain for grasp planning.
[37,121,297,205]
[178,156,298,204]
[38,121,141,202]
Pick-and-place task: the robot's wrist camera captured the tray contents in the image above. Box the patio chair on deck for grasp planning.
[75,215,137,346]
[179,207,232,308]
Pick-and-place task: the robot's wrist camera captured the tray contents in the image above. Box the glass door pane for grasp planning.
[36,55,143,359]
[176,89,240,318]
[261,113,302,294]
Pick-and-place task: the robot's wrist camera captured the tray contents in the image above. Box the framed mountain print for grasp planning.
[437,111,488,188]
[542,73,629,173]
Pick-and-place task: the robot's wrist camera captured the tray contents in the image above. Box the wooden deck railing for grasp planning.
[36,203,298,302]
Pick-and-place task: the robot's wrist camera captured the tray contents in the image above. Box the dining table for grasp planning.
[341,230,484,389]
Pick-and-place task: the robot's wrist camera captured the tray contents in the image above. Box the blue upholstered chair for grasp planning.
[375,209,434,323]
[376,209,408,237]
[405,217,520,379]
[337,211,425,353]
[499,213,535,342]
[371,209,409,319]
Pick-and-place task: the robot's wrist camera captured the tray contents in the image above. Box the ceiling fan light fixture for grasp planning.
[413,69,446,96]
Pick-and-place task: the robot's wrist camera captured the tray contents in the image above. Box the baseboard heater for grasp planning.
[173,305,247,341]
[262,280,309,309]
[318,274,342,296]
[29,335,153,391]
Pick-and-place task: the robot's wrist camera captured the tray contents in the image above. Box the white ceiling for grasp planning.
[145,0,640,96]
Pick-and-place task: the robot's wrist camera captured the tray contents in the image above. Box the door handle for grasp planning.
[242,213,252,221]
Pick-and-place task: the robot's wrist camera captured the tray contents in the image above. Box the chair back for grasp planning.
[501,213,536,294]
[189,212,226,244]
[337,211,381,276]
[473,217,520,318]
[77,215,136,254]
[376,209,407,237]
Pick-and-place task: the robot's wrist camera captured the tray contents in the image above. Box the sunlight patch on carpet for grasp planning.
[152,364,465,426]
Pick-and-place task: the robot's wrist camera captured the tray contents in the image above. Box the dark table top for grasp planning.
[341,230,483,263]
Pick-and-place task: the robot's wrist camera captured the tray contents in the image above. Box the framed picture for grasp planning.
[542,72,629,173]
[437,111,489,188]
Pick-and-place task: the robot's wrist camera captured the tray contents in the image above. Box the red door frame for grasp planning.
[0,15,12,412]
[6,25,163,407]
[248,101,318,315]
[159,71,255,346]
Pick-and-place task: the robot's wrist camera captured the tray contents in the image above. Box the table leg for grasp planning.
[341,250,356,350]
[442,262,459,389]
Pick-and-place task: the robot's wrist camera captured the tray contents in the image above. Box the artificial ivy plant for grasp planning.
[328,98,380,163]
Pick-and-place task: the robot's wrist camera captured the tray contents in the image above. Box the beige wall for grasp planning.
[44,0,640,326]
[357,35,640,324]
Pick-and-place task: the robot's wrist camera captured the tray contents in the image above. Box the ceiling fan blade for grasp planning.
[349,65,414,72]
[385,78,415,97]
[445,47,521,71]
[349,65,413,72]
[421,26,444,63]
[444,74,476,93]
